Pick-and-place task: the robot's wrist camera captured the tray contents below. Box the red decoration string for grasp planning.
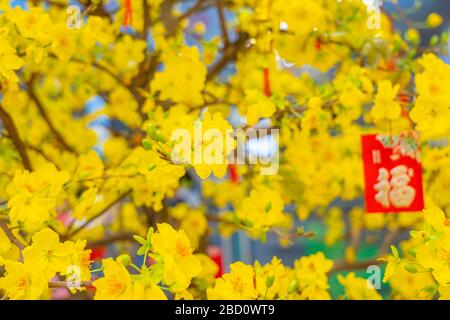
[263,67,271,97]
[386,59,396,71]
[315,38,322,50]
[123,0,133,27]
[228,164,239,184]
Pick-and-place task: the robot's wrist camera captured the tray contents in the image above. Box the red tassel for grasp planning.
[386,59,396,71]
[315,38,322,50]
[228,164,239,184]
[123,0,133,27]
[263,67,271,97]
[90,246,106,261]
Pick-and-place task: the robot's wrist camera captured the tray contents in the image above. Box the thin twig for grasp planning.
[0,220,25,261]
[67,190,131,239]
[379,227,400,256]
[207,32,248,81]
[215,0,229,47]
[330,258,382,273]
[27,74,77,154]
[0,104,33,171]
[48,280,93,288]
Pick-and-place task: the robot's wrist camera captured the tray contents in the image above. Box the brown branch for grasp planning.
[379,227,400,256]
[27,74,77,154]
[5,130,64,171]
[141,0,151,39]
[67,56,144,108]
[0,104,33,171]
[70,57,125,87]
[215,0,229,47]
[48,280,93,288]
[177,0,214,23]
[330,227,401,274]
[160,0,178,36]
[330,258,382,273]
[206,32,248,81]
[26,143,61,170]
[0,220,25,261]
[67,190,131,239]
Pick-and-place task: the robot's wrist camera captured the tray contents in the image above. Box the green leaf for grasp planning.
[155,131,166,143]
[242,219,254,227]
[232,214,240,225]
[296,226,305,236]
[264,202,272,213]
[266,275,275,289]
[116,254,131,266]
[137,246,147,256]
[441,32,449,45]
[430,35,439,46]
[149,262,165,283]
[133,235,147,245]
[390,245,399,258]
[287,279,299,294]
[147,227,154,241]
[260,232,267,243]
[147,124,157,140]
[142,139,152,150]
[404,264,418,273]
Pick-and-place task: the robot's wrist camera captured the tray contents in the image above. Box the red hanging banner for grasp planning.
[361,132,424,213]
[263,67,271,97]
[123,0,133,27]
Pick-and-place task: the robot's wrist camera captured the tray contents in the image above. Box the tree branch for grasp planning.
[379,227,400,256]
[27,74,77,154]
[48,280,93,288]
[0,219,25,261]
[67,190,131,239]
[206,32,248,81]
[0,104,33,171]
[330,258,382,273]
[141,0,151,39]
[215,0,229,48]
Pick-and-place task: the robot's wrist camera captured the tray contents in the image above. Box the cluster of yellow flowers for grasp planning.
[0,228,91,299]
[383,207,450,300]
[0,0,449,300]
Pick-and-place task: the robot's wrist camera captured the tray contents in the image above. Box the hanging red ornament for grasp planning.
[123,0,133,27]
[228,164,239,184]
[315,38,322,50]
[263,67,271,97]
[361,133,424,213]
[386,59,396,71]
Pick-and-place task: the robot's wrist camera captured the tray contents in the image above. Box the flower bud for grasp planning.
[426,13,443,28]
[117,254,132,266]
[266,275,275,289]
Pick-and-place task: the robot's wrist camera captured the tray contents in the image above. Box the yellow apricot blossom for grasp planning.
[207,262,257,300]
[151,223,202,290]
[338,272,382,300]
[22,228,74,278]
[7,164,69,230]
[93,258,134,300]
[0,260,48,300]
[0,37,24,83]
[371,80,401,122]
